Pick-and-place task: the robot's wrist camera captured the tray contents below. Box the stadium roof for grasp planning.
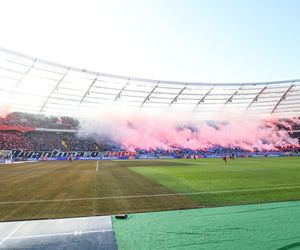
[0,47,300,119]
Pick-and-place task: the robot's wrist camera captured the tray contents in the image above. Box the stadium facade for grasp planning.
[0,47,300,119]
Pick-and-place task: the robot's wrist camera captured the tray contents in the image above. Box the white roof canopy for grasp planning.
[1,47,300,119]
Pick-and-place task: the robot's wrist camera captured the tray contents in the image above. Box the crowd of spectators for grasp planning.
[0,132,32,150]
[136,145,300,157]
[0,131,109,151]
[0,112,79,129]
[0,112,299,153]
[291,123,300,140]
[0,130,299,153]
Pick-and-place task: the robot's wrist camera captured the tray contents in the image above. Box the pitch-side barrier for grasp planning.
[5,150,300,163]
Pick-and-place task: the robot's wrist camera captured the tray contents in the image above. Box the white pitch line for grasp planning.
[3,229,113,240]
[96,160,99,172]
[0,222,25,246]
[0,186,300,205]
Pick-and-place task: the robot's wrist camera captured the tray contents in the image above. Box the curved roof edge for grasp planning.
[1,47,300,87]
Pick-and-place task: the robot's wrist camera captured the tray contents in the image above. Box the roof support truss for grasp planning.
[167,85,187,109]
[114,79,130,101]
[77,74,99,108]
[193,87,214,111]
[139,83,158,108]
[224,88,241,105]
[271,84,294,113]
[246,86,267,110]
[40,68,69,112]
[15,58,37,87]
[9,58,37,97]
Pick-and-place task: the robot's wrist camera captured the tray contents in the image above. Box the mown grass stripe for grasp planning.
[1,185,300,204]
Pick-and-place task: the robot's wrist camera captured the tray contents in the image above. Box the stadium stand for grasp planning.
[0,48,299,157]
[0,112,79,130]
[0,131,108,151]
[0,112,299,154]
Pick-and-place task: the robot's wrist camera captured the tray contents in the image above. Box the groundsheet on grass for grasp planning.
[113,200,300,250]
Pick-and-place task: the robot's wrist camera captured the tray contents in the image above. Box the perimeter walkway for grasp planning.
[0,216,117,249]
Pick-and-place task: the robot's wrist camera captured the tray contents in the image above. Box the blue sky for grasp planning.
[0,0,299,83]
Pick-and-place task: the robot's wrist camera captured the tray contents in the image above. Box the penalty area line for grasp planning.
[1,186,300,205]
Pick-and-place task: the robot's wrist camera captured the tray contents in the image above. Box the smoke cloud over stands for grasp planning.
[79,109,300,151]
[0,104,10,118]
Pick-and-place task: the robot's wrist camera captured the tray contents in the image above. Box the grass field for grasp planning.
[130,157,300,206]
[0,157,299,221]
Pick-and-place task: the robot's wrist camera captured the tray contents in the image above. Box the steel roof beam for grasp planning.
[48,92,83,98]
[114,79,130,101]
[89,92,116,97]
[271,84,294,113]
[193,87,214,111]
[120,89,150,94]
[2,47,300,87]
[224,88,242,105]
[140,84,159,109]
[14,58,37,87]
[246,86,267,110]
[77,74,99,108]
[93,86,121,91]
[0,66,25,76]
[0,65,63,82]
[167,85,187,109]
[40,68,69,112]
[8,58,37,97]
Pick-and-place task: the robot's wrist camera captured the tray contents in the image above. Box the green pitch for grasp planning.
[0,157,299,221]
[130,157,300,206]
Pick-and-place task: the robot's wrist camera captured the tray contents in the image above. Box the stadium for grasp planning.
[1,1,300,249]
[0,47,300,249]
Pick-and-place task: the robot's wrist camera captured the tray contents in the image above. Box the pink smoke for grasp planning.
[0,104,11,118]
[80,109,300,151]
